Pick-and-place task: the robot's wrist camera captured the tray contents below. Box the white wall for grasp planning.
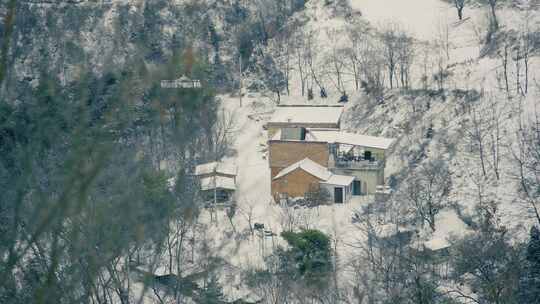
[320,182,353,203]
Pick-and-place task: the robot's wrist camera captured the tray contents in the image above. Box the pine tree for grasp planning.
[519,226,540,303]
[198,274,224,304]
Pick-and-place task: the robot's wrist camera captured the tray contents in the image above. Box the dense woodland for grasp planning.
[1,0,540,303]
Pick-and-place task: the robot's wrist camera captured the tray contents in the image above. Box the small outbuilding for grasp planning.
[161,75,202,89]
[194,161,237,204]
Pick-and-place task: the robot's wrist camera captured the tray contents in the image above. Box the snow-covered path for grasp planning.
[223,98,289,226]
[350,0,453,41]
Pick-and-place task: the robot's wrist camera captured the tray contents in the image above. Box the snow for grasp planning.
[307,129,396,150]
[194,161,237,177]
[424,238,451,251]
[423,209,471,250]
[153,0,540,300]
[273,158,332,180]
[200,176,236,191]
[350,0,455,41]
[267,105,344,125]
[322,174,355,186]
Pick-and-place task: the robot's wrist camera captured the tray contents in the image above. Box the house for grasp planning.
[194,161,237,203]
[267,106,395,203]
[265,105,344,139]
[161,75,202,89]
[272,158,355,204]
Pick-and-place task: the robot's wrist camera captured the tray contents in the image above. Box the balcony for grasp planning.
[328,152,382,170]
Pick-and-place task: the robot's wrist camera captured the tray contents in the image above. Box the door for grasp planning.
[364,150,372,161]
[334,187,343,204]
[353,180,361,196]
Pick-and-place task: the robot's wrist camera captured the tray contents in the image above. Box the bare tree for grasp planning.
[468,103,489,177]
[481,0,500,31]
[346,28,363,91]
[380,25,400,89]
[239,202,256,237]
[397,31,415,90]
[486,95,504,180]
[326,28,347,93]
[512,108,540,225]
[293,31,309,97]
[304,184,331,207]
[400,159,452,231]
[204,108,237,161]
[304,30,326,96]
[467,93,507,180]
[271,26,296,96]
[437,17,451,61]
[517,10,534,95]
[497,38,510,95]
[359,37,386,99]
[453,0,469,21]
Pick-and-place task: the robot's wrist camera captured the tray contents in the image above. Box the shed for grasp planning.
[194,161,237,204]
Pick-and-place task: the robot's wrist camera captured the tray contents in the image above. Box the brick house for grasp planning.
[267,106,395,203]
[272,158,355,204]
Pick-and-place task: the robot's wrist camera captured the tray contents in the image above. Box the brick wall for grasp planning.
[268,141,329,178]
[271,168,322,200]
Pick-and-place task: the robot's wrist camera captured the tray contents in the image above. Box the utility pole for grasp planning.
[239,54,243,107]
[213,166,217,222]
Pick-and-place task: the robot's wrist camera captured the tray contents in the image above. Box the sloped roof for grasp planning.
[322,174,355,186]
[200,176,236,191]
[179,75,190,82]
[273,158,332,181]
[273,158,354,186]
[268,106,343,125]
[307,129,395,150]
[194,161,237,176]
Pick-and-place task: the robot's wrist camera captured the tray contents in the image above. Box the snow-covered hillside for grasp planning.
[4,0,540,303]
[194,0,540,301]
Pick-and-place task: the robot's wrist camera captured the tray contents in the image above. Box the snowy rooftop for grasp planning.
[194,161,237,176]
[274,158,354,186]
[200,176,236,191]
[423,238,451,251]
[274,158,332,180]
[269,128,395,150]
[307,129,395,150]
[268,106,344,125]
[321,174,355,186]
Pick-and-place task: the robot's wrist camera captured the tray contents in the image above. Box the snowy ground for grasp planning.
[203,95,376,298]
[350,0,453,41]
[141,0,540,301]
[206,0,540,297]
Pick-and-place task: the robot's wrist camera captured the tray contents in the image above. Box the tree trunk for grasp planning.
[490,3,499,31]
